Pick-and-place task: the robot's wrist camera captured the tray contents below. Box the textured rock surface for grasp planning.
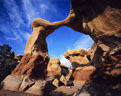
[60,75,68,86]
[25,80,47,95]
[4,0,121,79]
[64,49,90,69]
[72,66,95,81]
[52,79,59,87]
[12,54,49,79]
[19,77,35,92]
[64,48,95,82]
[1,75,23,91]
[10,0,121,81]
[1,0,121,95]
[47,58,61,76]
[1,75,47,95]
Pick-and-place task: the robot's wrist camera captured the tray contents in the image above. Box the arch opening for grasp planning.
[46,26,94,68]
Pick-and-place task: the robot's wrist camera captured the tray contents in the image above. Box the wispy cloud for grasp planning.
[2,0,57,42]
[22,0,57,26]
[58,35,93,68]
[3,0,25,42]
[22,0,37,26]
[74,35,94,50]
[5,32,22,41]
[22,32,31,40]
[4,0,24,28]
[59,55,72,68]
[40,3,49,14]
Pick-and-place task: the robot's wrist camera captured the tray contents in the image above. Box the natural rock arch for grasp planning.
[1,0,121,95]
[11,0,121,79]
[12,0,121,79]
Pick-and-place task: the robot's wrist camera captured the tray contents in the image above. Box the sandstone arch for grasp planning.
[12,0,121,79]
[1,0,121,95]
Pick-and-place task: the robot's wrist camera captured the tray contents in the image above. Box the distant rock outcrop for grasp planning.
[64,49,90,69]
[64,48,95,82]
[47,58,61,76]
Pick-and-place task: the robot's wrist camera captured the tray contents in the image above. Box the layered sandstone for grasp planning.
[1,0,121,95]
[64,48,95,82]
[64,49,90,69]
[47,58,61,76]
[5,0,121,79]
[72,66,95,82]
[8,0,121,81]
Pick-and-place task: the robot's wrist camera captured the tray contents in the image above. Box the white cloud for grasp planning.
[22,0,37,26]
[6,32,22,41]
[48,34,94,68]
[2,0,57,43]
[59,55,72,68]
[74,35,94,50]
[23,32,31,40]
[0,26,10,34]
[22,0,57,26]
[3,0,26,42]
[58,35,93,68]
[40,3,49,14]
[4,0,24,28]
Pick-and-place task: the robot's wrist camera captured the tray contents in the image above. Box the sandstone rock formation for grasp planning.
[64,49,90,69]
[72,66,95,82]
[3,0,121,79]
[11,19,53,79]
[52,70,73,87]
[47,58,61,76]
[1,0,121,95]
[64,48,95,82]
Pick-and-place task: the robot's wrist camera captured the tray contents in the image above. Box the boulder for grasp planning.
[47,58,61,76]
[64,49,90,69]
[1,75,23,91]
[19,77,35,92]
[60,75,68,86]
[25,80,46,95]
[52,79,59,87]
[65,69,72,81]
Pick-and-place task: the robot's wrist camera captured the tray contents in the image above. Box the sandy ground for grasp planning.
[0,81,85,96]
[0,90,40,96]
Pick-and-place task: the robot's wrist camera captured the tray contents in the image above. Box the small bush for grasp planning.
[0,44,16,83]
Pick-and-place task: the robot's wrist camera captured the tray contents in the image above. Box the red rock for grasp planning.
[73,66,95,81]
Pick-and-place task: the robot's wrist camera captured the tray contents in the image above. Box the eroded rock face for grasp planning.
[11,18,69,79]
[64,49,90,69]
[1,0,121,95]
[72,66,95,82]
[10,0,121,81]
[68,0,121,49]
[11,19,57,79]
[64,48,95,82]
[47,58,61,76]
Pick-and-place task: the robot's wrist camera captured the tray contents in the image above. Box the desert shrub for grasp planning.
[0,44,16,83]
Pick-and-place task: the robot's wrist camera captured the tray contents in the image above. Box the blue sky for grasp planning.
[0,0,94,67]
